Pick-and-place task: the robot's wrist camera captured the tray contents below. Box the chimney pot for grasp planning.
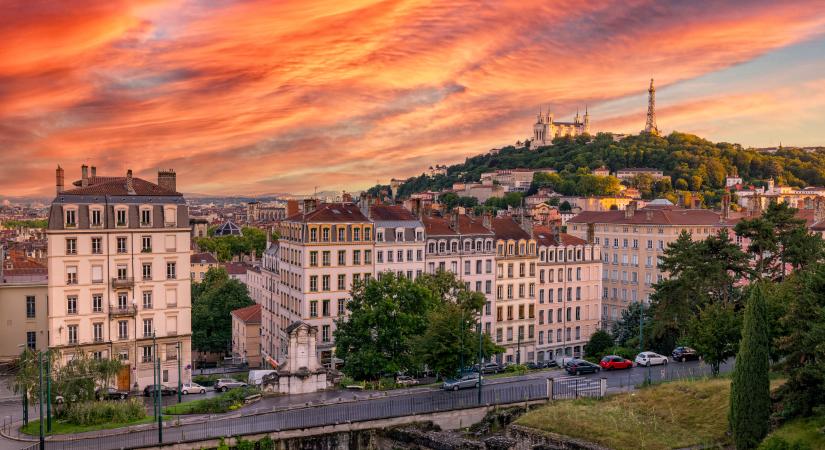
[91,166,96,178]
[126,169,135,194]
[157,168,177,193]
[56,165,65,195]
[81,165,89,187]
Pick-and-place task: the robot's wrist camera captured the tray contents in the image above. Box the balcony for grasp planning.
[111,277,134,289]
[109,305,137,317]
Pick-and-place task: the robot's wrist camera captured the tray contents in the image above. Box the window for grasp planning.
[485,280,491,294]
[322,300,330,316]
[65,209,76,227]
[26,296,36,318]
[376,251,383,263]
[310,251,318,267]
[309,228,317,242]
[322,251,331,266]
[338,299,345,316]
[93,294,102,313]
[117,292,128,310]
[91,209,102,227]
[166,262,176,279]
[322,325,330,342]
[93,323,103,342]
[66,266,78,285]
[309,276,318,292]
[92,237,102,254]
[353,250,361,265]
[116,209,127,226]
[119,321,128,340]
[67,325,78,345]
[66,238,77,255]
[26,331,36,350]
[364,250,372,264]
[322,275,330,291]
[67,296,78,314]
[141,209,151,226]
[142,263,152,280]
[143,319,153,338]
[338,228,345,241]
[117,237,127,253]
[353,228,360,241]
[496,328,503,343]
[310,301,318,317]
[141,236,151,252]
[142,346,153,363]
[143,291,153,309]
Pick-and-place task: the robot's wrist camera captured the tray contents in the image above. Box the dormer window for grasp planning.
[140,209,152,227]
[65,209,77,227]
[396,231,404,242]
[90,209,102,227]
[353,228,360,242]
[376,231,384,242]
[364,227,371,240]
[116,209,127,227]
[164,207,177,227]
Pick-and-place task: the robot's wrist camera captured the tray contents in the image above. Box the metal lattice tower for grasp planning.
[645,78,659,135]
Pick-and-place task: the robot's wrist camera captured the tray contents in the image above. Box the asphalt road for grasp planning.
[0,358,733,450]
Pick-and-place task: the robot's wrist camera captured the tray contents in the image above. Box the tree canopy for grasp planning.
[191,267,255,353]
[195,227,269,262]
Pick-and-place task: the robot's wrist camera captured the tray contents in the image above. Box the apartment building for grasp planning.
[277,202,373,364]
[231,304,261,368]
[260,241,289,367]
[47,166,191,391]
[489,217,537,364]
[422,213,496,337]
[534,226,602,361]
[190,251,218,282]
[567,201,724,324]
[369,205,426,280]
[0,256,48,361]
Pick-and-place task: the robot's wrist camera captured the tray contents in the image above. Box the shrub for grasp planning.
[257,436,274,450]
[234,436,254,450]
[505,364,527,375]
[165,387,258,415]
[758,436,811,450]
[64,398,146,426]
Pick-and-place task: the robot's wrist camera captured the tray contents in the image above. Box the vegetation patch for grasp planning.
[164,387,259,415]
[758,414,825,450]
[20,399,151,436]
[192,371,248,387]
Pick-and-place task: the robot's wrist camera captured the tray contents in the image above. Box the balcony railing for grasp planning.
[111,277,135,289]
[109,305,137,317]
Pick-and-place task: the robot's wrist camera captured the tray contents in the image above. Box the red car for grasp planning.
[599,355,633,370]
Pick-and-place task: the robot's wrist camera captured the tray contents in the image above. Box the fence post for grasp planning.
[575,379,579,399]
[600,377,607,398]
[546,377,554,401]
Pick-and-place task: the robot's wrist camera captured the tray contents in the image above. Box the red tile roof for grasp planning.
[190,252,218,264]
[490,217,530,241]
[533,226,587,246]
[222,262,248,275]
[421,214,493,236]
[285,203,369,223]
[567,208,722,226]
[369,205,417,221]
[231,304,261,324]
[61,176,179,196]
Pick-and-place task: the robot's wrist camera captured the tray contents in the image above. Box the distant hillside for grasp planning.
[380,132,825,205]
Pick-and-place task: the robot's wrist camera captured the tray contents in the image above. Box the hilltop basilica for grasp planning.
[530,107,590,149]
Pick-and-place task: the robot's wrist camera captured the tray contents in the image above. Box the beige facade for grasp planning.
[190,252,218,282]
[231,304,261,368]
[568,203,725,324]
[0,281,48,361]
[47,167,192,390]
[260,242,285,367]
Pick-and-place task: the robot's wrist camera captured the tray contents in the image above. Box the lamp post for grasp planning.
[153,332,162,444]
[38,351,44,450]
[640,302,651,385]
[45,351,51,433]
[176,342,182,404]
[477,322,482,405]
[516,330,522,365]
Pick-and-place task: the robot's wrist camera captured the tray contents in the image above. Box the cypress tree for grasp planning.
[729,282,771,449]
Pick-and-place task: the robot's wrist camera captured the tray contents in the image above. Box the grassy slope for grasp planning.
[517,378,734,450]
[765,414,825,449]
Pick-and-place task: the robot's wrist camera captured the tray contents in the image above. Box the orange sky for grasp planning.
[2,0,825,197]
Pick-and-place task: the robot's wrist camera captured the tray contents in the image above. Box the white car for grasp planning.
[635,351,669,367]
[180,382,207,395]
[396,376,418,386]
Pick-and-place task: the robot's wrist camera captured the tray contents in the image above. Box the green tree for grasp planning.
[559,201,572,212]
[730,283,771,450]
[611,302,649,349]
[191,268,255,353]
[685,302,740,375]
[439,192,460,211]
[583,330,615,359]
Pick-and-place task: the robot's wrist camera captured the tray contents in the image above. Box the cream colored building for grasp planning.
[567,201,725,324]
[534,227,602,361]
[47,166,192,391]
[190,251,218,282]
[231,304,261,368]
[490,217,538,364]
[277,201,374,365]
[0,266,48,361]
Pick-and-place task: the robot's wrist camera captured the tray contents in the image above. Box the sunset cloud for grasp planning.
[1,0,824,197]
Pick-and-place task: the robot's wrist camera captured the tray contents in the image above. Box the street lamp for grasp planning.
[176,342,182,404]
[640,302,651,385]
[38,351,44,450]
[152,333,162,444]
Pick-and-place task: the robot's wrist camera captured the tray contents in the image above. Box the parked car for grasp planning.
[565,360,601,375]
[442,373,483,391]
[539,360,559,369]
[479,362,503,374]
[96,387,129,400]
[143,384,177,397]
[671,346,700,362]
[214,378,248,392]
[599,355,633,370]
[180,382,207,395]
[525,361,541,370]
[396,376,418,386]
[635,351,669,367]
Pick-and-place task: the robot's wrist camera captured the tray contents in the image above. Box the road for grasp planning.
[0,359,732,450]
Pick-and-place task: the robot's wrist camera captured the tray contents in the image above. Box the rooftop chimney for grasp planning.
[586,223,595,244]
[303,198,317,214]
[158,169,176,193]
[450,210,460,232]
[482,211,492,230]
[693,198,702,209]
[286,200,300,217]
[91,166,96,179]
[624,201,637,219]
[56,165,64,195]
[81,165,89,187]
[126,169,135,195]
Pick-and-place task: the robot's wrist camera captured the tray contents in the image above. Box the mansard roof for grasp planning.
[62,176,180,196]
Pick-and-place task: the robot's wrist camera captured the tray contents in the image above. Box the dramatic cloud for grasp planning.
[1,0,824,197]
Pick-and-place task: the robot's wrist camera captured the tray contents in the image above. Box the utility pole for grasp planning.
[176,342,182,404]
[45,351,51,433]
[38,351,44,450]
[517,330,522,365]
[477,322,482,405]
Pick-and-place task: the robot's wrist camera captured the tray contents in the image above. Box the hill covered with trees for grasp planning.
[379,132,825,207]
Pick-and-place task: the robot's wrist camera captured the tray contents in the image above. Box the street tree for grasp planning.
[583,330,615,359]
[191,268,255,354]
[685,302,740,375]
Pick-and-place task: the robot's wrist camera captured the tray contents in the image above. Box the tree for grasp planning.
[559,201,572,212]
[611,302,649,349]
[334,273,438,380]
[439,192,460,211]
[191,268,255,353]
[685,302,740,375]
[730,283,771,450]
[583,330,615,359]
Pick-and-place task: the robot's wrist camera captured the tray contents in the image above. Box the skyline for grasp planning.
[2,0,825,198]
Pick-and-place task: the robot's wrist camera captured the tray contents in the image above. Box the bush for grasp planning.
[505,364,528,376]
[584,330,615,359]
[164,387,258,415]
[235,436,254,450]
[758,436,811,450]
[64,398,146,426]
[257,436,274,450]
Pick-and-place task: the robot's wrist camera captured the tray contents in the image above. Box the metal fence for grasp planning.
[549,376,604,400]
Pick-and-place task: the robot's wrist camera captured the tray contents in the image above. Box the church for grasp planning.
[530,107,590,148]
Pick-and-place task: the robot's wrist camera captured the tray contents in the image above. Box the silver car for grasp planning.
[442,373,483,391]
[214,378,248,392]
[180,382,207,395]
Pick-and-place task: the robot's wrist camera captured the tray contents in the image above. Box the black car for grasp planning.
[525,361,541,370]
[143,384,177,397]
[672,346,700,362]
[96,387,130,400]
[565,360,601,375]
[479,362,503,374]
